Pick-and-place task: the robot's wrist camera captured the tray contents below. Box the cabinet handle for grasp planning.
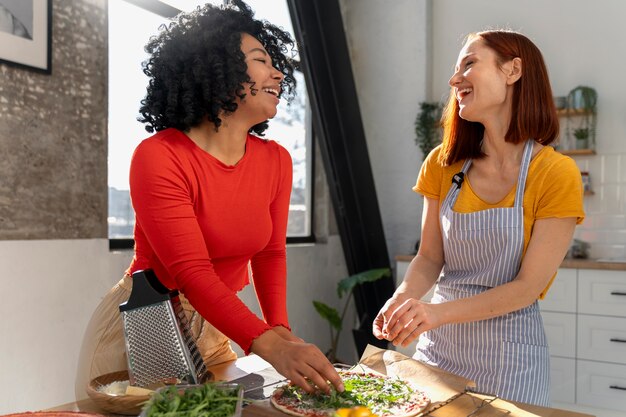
[610,291,626,296]
[610,338,626,343]
[610,385,626,391]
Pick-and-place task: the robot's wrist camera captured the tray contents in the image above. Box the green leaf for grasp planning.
[336,268,391,298]
[312,300,342,331]
[143,383,242,417]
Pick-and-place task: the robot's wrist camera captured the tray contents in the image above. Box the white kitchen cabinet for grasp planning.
[577,360,626,411]
[578,269,626,317]
[577,314,626,365]
[541,267,626,411]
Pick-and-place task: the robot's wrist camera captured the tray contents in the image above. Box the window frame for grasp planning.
[108,0,315,250]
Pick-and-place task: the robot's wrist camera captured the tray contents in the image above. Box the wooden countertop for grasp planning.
[559,258,626,270]
[395,254,626,271]
[46,355,595,417]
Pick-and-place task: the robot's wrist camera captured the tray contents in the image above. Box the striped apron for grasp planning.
[414,139,550,406]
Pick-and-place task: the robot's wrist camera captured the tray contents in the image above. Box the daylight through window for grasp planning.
[108,0,312,242]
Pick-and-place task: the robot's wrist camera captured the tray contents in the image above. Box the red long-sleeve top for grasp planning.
[127,128,292,353]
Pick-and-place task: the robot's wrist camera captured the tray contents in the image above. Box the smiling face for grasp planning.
[237,33,284,125]
[449,37,521,125]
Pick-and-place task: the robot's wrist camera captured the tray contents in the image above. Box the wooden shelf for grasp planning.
[556,108,594,117]
[559,148,596,156]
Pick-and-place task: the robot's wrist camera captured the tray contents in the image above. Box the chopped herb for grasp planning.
[142,383,242,417]
[279,372,414,415]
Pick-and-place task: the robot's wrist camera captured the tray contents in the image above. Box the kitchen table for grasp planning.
[47,354,595,417]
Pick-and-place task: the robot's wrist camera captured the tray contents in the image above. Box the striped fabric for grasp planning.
[415,140,550,406]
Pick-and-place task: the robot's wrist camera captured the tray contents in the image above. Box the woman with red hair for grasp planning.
[374,30,584,405]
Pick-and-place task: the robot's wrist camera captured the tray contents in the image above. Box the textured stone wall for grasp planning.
[0,0,107,239]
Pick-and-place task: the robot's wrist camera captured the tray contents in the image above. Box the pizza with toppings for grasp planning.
[270,370,430,417]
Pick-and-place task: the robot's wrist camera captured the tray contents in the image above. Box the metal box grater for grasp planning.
[119,269,211,387]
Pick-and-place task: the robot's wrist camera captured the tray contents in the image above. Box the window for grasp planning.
[108,0,313,246]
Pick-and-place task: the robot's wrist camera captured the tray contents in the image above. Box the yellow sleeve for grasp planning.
[413,145,444,199]
[535,155,585,225]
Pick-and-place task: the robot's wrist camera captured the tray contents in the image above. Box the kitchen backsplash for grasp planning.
[572,152,626,260]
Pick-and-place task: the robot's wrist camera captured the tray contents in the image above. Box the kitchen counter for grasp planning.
[395,255,626,271]
[46,354,595,417]
[559,258,626,270]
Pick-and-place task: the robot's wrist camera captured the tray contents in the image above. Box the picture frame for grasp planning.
[0,0,51,74]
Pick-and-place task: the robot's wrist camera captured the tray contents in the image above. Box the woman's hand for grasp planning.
[250,329,344,394]
[373,296,442,347]
[372,295,409,341]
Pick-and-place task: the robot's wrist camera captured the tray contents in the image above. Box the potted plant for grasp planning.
[312,268,391,363]
[573,128,589,149]
[413,102,443,253]
[414,102,443,161]
[567,86,597,111]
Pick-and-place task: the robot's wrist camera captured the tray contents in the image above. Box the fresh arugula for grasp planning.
[142,383,242,417]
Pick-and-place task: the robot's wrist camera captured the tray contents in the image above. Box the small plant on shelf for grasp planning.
[573,128,589,149]
[565,86,597,151]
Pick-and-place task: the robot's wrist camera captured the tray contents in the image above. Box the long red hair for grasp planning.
[439,30,559,166]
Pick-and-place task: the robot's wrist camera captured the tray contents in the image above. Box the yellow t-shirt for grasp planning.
[413,144,585,298]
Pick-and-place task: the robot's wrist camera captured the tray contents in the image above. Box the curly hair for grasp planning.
[137,0,297,135]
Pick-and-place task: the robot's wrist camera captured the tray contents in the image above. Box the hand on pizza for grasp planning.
[250,329,344,394]
[271,369,430,417]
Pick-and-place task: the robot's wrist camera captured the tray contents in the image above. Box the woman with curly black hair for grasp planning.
[76,0,343,397]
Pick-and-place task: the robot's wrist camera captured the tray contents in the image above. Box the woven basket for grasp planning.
[86,370,151,416]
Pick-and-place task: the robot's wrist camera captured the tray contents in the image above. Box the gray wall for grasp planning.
[0,0,107,240]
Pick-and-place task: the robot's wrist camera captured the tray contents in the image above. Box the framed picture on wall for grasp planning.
[0,0,51,74]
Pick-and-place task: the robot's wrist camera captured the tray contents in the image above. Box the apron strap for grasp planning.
[514,139,534,208]
[442,159,472,209]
